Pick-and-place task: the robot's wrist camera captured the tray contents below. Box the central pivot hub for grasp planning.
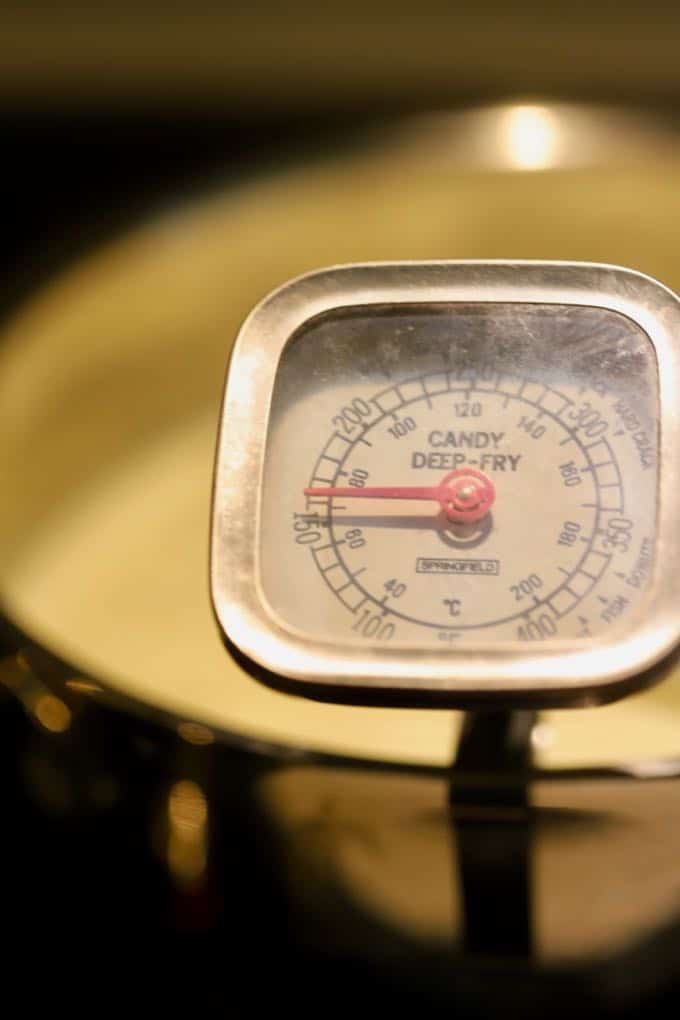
[440,468,496,523]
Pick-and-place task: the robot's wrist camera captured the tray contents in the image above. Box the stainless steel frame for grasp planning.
[210,261,680,707]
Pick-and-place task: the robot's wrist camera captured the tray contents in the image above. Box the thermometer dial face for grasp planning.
[260,304,658,649]
[212,263,680,706]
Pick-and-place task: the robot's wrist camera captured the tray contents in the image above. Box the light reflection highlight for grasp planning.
[503,105,558,170]
[167,779,208,886]
[65,678,102,695]
[177,721,214,746]
[34,693,71,733]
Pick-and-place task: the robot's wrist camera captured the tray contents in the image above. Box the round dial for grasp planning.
[303,375,639,638]
[260,302,658,651]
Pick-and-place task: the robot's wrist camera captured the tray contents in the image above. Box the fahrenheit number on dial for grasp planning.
[602,517,634,553]
[567,401,609,438]
[601,595,630,623]
[292,513,324,545]
[454,401,483,417]
[517,614,557,641]
[352,609,395,640]
[387,416,416,439]
[331,397,372,434]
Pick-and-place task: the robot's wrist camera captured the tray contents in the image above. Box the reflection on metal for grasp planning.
[263,763,680,973]
[1,652,71,733]
[627,758,680,779]
[502,105,558,170]
[0,653,25,690]
[34,693,71,733]
[261,766,462,943]
[65,677,102,695]
[167,779,208,887]
[177,721,214,746]
[530,722,554,751]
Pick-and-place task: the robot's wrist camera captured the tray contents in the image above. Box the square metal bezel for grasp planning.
[210,261,680,707]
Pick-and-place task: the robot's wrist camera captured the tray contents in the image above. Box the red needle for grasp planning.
[304,468,496,523]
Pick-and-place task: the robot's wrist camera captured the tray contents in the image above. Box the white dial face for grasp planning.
[260,304,658,649]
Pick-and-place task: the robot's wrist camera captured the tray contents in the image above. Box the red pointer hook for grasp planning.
[305,467,496,524]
